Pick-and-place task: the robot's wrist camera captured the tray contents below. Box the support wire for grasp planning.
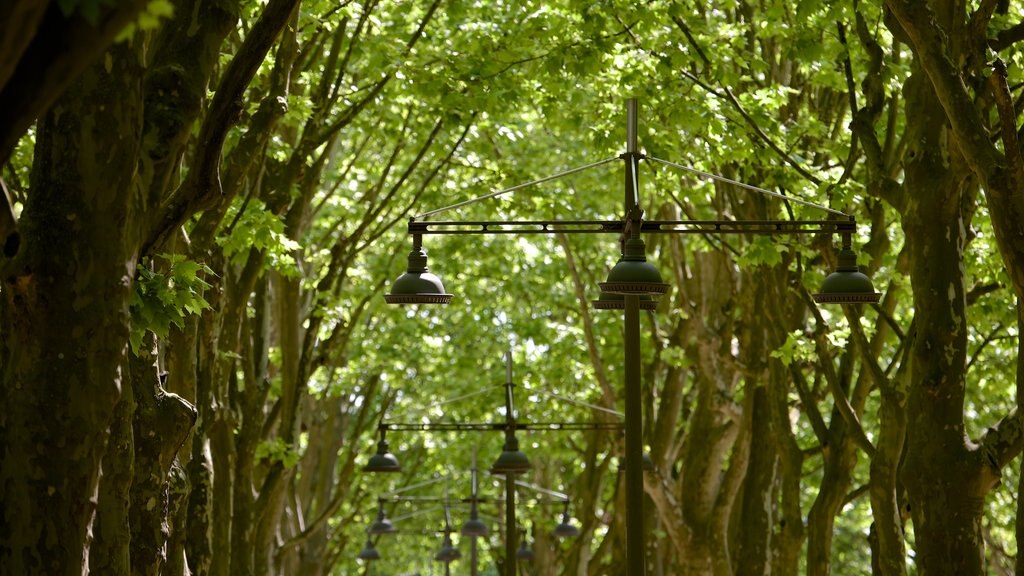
[646,156,849,217]
[413,157,620,220]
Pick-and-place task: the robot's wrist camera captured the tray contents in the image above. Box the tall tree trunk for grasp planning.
[0,41,142,574]
[899,65,985,576]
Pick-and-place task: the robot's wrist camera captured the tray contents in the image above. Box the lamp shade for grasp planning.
[461,508,489,537]
[643,452,655,472]
[384,245,452,305]
[599,238,670,295]
[616,452,655,473]
[369,510,397,535]
[553,512,580,539]
[434,533,460,563]
[490,434,531,475]
[516,538,535,562]
[363,438,401,473]
[357,538,380,561]
[813,247,881,304]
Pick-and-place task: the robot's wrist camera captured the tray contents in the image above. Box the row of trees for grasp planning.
[3,1,1024,575]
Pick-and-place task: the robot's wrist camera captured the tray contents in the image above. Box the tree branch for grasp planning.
[0,177,19,258]
[989,20,1024,52]
[148,0,302,250]
[668,18,822,186]
[0,0,149,164]
[988,59,1024,190]
[885,0,1002,179]
[801,287,877,458]
[850,9,906,211]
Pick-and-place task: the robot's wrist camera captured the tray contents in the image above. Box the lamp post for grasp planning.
[365,350,608,576]
[383,99,879,574]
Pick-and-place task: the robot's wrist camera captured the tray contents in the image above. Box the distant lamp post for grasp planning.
[383,99,879,574]
[363,350,618,576]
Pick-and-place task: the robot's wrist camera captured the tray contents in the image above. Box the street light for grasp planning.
[553,501,581,539]
[515,528,535,562]
[383,99,879,574]
[369,499,398,535]
[363,350,619,576]
[358,537,381,561]
[363,429,401,473]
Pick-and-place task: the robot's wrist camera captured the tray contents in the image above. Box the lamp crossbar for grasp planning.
[380,421,623,432]
[408,218,854,236]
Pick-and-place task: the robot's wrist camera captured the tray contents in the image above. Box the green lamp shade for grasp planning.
[599,238,670,295]
[461,513,489,537]
[434,534,460,563]
[516,539,534,562]
[364,439,401,473]
[358,539,380,561]
[592,292,659,310]
[384,247,452,304]
[813,248,881,304]
[369,511,397,535]
[553,513,580,538]
[490,435,531,475]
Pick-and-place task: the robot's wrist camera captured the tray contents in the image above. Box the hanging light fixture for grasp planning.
[515,529,535,562]
[490,429,531,475]
[599,234,670,297]
[357,537,381,561]
[553,502,580,538]
[462,447,490,537]
[384,233,452,304]
[813,231,881,304]
[434,531,461,563]
[369,500,397,535]
[363,429,401,473]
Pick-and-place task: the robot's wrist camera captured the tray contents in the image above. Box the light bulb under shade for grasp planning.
[592,292,659,310]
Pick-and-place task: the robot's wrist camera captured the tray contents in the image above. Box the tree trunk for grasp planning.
[899,65,987,576]
[128,342,197,576]
[89,393,135,576]
[0,40,142,575]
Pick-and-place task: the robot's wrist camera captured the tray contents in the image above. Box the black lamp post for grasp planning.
[383,99,878,574]
[364,350,619,576]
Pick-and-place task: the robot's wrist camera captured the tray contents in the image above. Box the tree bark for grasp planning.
[0,39,142,575]
[128,342,197,576]
[899,63,987,575]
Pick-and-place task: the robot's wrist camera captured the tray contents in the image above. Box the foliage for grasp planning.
[129,255,213,353]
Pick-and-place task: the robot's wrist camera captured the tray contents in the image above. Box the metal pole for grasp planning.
[506,475,516,576]
[471,537,479,576]
[624,293,645,575]
[471,448,480,576]
[624,98,646,575]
